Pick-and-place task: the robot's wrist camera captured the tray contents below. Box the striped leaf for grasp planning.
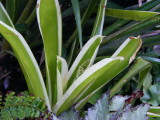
[65,35,103,89]
[37,0,62,105]
[91,0,108,37]
[53,36,142,115]
[0,21,50,109]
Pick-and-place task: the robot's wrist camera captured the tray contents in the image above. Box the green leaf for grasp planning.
[148,106,160,117]
[110,57,152,97]
[54,57,123,115]
[53,36,142,115]
[102,14,160,45]
[5,0,16,21]
[0,21,50,109]
[66,35,103,89]
[71,0,83,48]
[0,92,51,120]
[0,2,14,27]
[75,36,142,110]
[65,0,99,48]
[99,15,160,55]
[105,8,159,21]
[37,0,62,105]
[91,0,108,37]
[103,0,160,35]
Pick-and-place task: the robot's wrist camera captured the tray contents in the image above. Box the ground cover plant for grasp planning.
[0,0,160,119]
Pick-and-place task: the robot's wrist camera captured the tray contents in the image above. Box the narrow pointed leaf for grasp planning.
[65,0,99,48]
[53,37,142,114]
[147,106,160,117]
[6,0,16,21]
[105,8,159,21]
[0,21,50,109]
[0,2,14,27]
[110,57,152,97]
[103,0,160,36]
[53,57,123,115]
[37,0,62,105]
[71,0,83,48]
[66,35,103,89]
[91,0,108,37]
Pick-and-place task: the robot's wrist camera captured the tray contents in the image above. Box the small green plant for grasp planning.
[0,91,52,120]
[0,0,159,118]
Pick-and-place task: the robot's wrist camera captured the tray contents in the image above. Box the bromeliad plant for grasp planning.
[0,0,148,116]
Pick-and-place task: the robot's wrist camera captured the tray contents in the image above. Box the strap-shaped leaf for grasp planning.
[66,35,103,89]
[0,2,14,50]
[76,37,142,108]
[105,8,158,21]
[65,0,99,48]
[53,36,142,115]
[0,2,14,27]
[53,57,123,115]
[110,57,152,98]
[91,0,108,37]
[5,0,16,21]
[0,21,50,109]
[57,56,68,92]
[71,0,83,48]
[147,106,160,117]
[37,0,62,105]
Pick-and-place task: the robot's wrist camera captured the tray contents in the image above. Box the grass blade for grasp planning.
[65,0,99,48]
[103,0,160,35]
[0,21,50,109]
[91,0,108,37]
[71,0,83,48]
[99,14,160,55]
[37,0,62,105]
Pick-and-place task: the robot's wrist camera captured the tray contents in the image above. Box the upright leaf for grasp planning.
[0,21,50,109]
[71,0,83,48]
[37,0,62,105]
[65,0,99,48]
[91,0,108,37]
[0,2,14,50]
[6,0,16,22]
